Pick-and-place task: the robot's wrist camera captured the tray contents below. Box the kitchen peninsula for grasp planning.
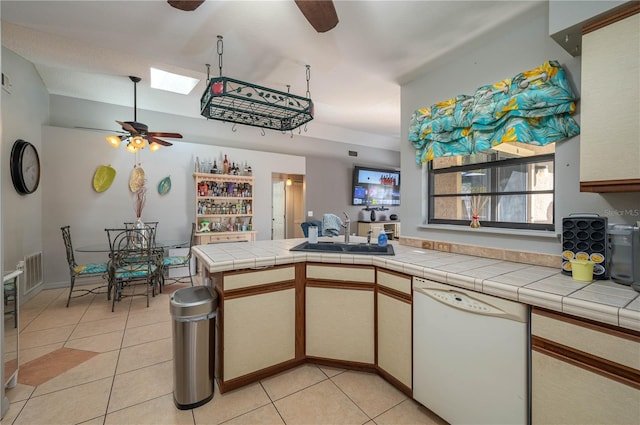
[193,238,640,423]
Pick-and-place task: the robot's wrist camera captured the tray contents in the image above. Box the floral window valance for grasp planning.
[409,60,580,164]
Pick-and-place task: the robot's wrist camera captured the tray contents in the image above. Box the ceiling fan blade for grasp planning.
[167,0,205,11]
[148,136,173,147]
[294,0,338,33]
[116,120,138,134]
[148,131,183,139]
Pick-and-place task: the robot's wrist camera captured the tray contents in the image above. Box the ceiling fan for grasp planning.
[166,0,338,33]
[107,76,183,153]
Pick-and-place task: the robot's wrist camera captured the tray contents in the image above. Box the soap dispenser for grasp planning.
[378,229,388,247]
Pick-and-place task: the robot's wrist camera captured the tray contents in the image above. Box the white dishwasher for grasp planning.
[413,278,530,425]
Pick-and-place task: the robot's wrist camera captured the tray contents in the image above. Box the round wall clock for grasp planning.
[10,139,41,195]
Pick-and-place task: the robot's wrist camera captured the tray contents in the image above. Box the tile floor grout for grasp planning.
[4,283,446,425]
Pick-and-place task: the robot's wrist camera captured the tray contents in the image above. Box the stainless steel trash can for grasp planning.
[170,286,218,410]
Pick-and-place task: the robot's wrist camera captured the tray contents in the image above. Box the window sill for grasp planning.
[417,223,559,240]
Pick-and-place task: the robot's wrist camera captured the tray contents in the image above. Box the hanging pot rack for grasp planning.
[200,35,314,132]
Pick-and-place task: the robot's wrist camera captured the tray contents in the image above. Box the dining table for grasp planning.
[75,239,188,253]
[74,239,189,303]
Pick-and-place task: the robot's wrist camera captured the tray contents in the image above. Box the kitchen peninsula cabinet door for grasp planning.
[376,269,412,393]
[223,288,296,381]
[306,286,375,364]
[377,292,411,391]
[531,308,640,424]
[216,265,299,393]
[305,264,375,364]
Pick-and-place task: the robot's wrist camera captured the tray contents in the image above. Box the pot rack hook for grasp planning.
[260,128,265,137]
[232,123,237,132]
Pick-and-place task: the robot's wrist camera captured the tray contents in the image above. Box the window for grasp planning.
[428,142,555,231]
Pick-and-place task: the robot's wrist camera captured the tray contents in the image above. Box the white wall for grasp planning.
[400,2,639,255]
[42,126,305,287]
[1,48,49,283]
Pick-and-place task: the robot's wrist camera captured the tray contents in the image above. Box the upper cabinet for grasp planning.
[579,7,640,192]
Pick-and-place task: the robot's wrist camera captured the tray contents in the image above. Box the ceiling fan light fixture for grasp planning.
[149,143,161,153]
[125,143,139,153]
[131,135,147,148]
[106,135,122,148]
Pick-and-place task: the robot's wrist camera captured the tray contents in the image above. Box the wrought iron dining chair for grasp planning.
[61,225,109,307]
[106,228,162,311]
[160,223,196,291]
[121,221,163,294]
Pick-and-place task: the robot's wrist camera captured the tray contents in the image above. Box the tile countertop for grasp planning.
[192,238,640,332]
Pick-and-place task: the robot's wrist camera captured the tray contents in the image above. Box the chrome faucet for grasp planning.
[342,212,350,244]
[367,230,373,245]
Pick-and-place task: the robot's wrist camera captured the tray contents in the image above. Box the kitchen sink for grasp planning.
[290,241,395,255]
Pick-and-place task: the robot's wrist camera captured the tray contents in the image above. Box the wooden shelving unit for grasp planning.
[194,173,256,244]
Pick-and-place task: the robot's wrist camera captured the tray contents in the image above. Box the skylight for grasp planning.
[150,68,199,95]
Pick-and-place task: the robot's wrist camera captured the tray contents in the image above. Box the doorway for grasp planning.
[272,174,305,239]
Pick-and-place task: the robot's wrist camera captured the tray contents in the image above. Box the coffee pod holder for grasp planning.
[561,213,609,280]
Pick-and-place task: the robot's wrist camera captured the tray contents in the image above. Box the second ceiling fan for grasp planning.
[167,0,338,33]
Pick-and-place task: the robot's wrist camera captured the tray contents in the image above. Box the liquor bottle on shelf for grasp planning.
[212,160,218,174]
[223,154,229,174]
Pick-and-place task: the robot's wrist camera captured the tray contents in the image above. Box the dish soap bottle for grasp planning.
[378,229,388,247]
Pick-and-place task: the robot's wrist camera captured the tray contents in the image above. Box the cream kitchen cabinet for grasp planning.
[194,172,256,244]
[531,308,640,424]
[214,265,300,392]
[580,8,640,192]
[376,269,412,394]
[305,264,375,364]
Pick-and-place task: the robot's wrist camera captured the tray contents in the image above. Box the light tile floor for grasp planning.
[4,284,447,425]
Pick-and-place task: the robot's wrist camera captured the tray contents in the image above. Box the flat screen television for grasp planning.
[352,166,400,206]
